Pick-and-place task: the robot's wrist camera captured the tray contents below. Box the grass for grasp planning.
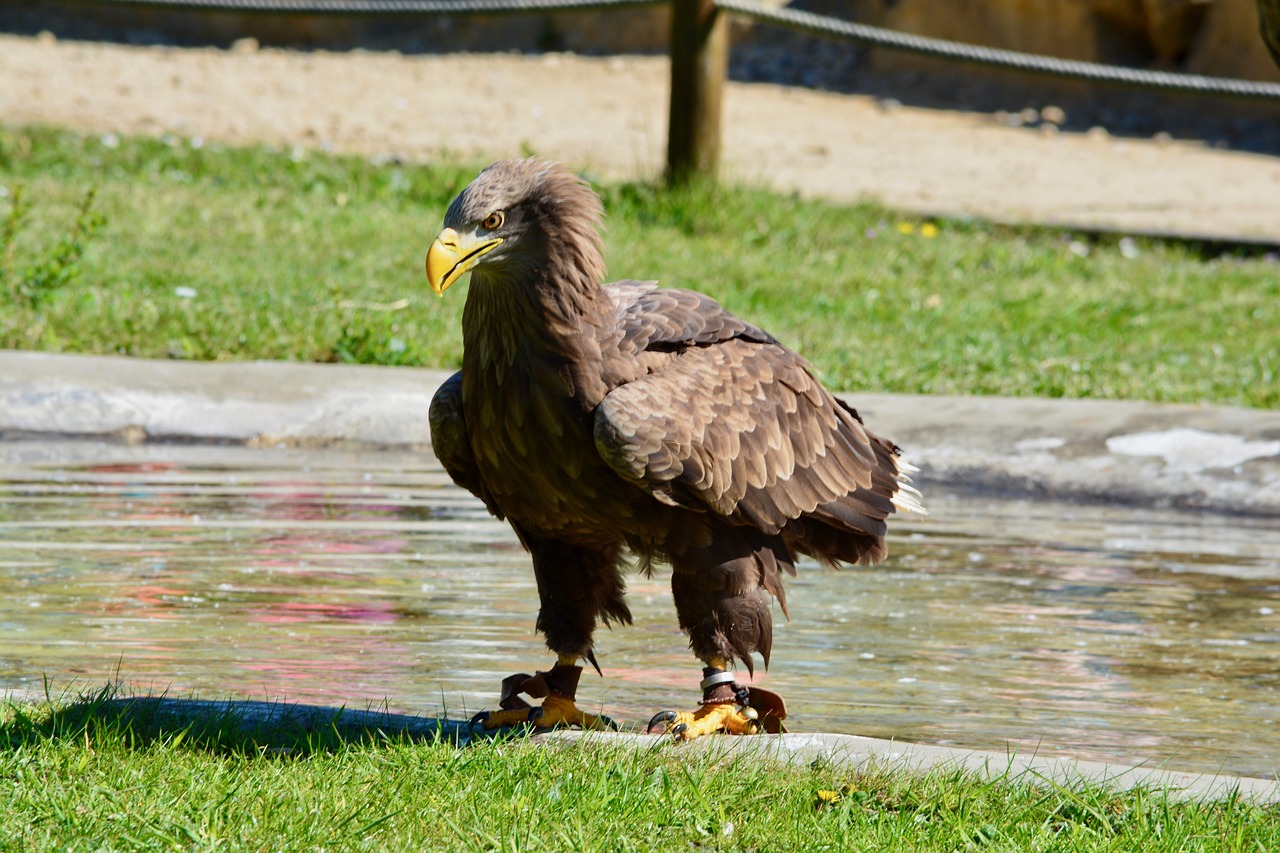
[2,687,1277,851]
[1,123,1276,408]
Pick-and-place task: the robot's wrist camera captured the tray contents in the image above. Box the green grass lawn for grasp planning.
[1,123,1276,408]
[3,690,1277,851]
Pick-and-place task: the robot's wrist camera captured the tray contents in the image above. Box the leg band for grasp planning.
[699,666,739,706]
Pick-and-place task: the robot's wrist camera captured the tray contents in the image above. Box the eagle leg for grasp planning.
[470,659,619,732]
[646,660,787,740]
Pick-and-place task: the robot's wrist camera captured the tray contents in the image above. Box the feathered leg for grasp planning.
[472,527,630,732]
[648,527,791,739]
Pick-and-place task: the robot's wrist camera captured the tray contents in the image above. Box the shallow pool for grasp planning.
[1,440,1277,777]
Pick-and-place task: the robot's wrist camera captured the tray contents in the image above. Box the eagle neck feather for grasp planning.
[462,232,611,405]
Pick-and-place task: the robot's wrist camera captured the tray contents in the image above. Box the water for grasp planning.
[1,440,1277,777]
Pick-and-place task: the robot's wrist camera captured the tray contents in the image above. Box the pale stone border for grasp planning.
[2,349,1277,515]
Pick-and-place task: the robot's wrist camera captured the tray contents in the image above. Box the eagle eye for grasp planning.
[482,211,505,231]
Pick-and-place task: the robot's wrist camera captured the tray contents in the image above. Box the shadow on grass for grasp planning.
[0,682,480,755]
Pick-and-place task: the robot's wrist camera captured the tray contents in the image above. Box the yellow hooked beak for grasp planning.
[425,227,504,296]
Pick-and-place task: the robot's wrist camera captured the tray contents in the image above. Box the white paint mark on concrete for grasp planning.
[1106,428,1280,473]
[1015,436,1066,453]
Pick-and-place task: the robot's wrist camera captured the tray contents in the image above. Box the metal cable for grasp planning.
[87,0,664,15]
[716,0,1280,101]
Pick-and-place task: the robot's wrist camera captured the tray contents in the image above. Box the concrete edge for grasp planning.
[540,731,1280,804]
[2,349,1278,515]
[5,693,1273,801]
[0,349,450,451]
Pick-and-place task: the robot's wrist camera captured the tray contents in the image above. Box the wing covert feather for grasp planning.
[594,338,896,536]
[606,282,777,355]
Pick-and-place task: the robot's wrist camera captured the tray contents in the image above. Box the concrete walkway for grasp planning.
[2,349,1277,516]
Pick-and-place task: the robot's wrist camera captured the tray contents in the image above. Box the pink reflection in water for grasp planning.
[247,600,400,624]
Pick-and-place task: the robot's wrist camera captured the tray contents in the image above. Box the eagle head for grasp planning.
[426,159,605,296]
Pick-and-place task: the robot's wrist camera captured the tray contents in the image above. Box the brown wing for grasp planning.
[594,330,906,549]
[428,370,503,518]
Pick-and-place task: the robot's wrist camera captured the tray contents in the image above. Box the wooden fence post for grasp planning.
[1261,0,1280,70]
[666,0,728,184]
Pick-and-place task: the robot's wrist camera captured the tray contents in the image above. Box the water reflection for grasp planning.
[0,441,1277,777]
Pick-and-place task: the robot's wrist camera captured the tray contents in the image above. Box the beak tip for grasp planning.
[426,228,500,299]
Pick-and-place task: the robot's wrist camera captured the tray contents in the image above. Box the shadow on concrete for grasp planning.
[2,685,475,754]
[8,685,1277,801]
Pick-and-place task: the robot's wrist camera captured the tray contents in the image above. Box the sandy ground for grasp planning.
[3,32,1280,243]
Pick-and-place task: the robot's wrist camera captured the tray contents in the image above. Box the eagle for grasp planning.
[426,159,923,739]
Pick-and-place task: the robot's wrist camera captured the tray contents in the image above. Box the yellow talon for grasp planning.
[475,693,618,732]
[535,694,617,730]
[657,703,762,740]
[647,662,786,739]
[477,707,538,729]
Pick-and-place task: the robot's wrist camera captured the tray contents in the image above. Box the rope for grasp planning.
[715,0,1280,101]
[88,0,664,15]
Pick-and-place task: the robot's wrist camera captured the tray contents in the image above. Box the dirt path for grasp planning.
[3,32,1280,243]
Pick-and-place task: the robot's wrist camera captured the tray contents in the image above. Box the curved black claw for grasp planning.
[468,708,537,734]
[647,710,679,735]
[598,713,621,731]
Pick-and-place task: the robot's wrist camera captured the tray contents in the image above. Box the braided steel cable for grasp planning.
[716,0,1280,101]
[86,0,664,15]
